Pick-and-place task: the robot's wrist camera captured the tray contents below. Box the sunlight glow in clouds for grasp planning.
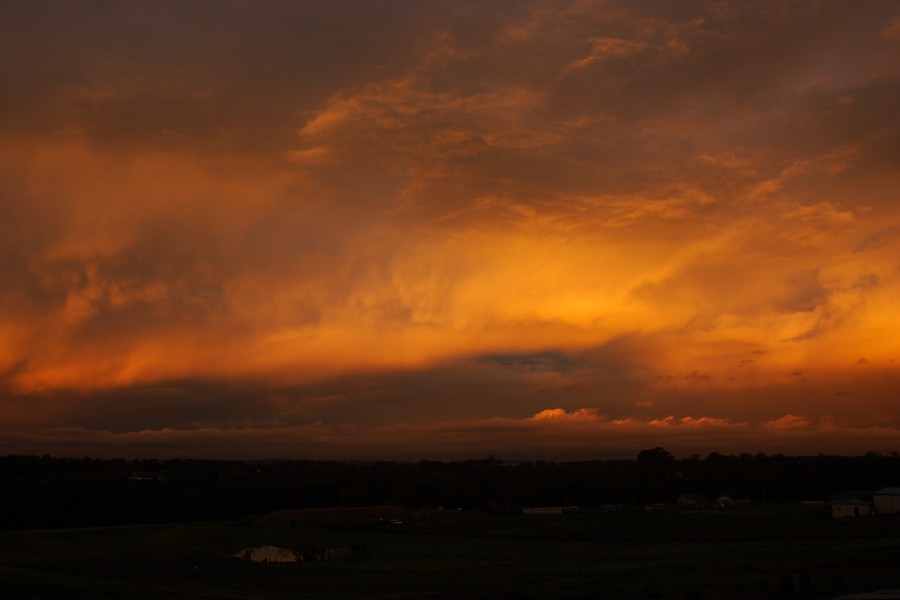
[1,0,899,458]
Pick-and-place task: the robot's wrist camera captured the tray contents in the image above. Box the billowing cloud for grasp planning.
[1,0,899,458]
[531,408,600,422]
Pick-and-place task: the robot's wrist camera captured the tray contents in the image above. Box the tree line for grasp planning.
[2,449,899,530]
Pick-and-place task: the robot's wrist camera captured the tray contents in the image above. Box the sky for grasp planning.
[2,0,900,460]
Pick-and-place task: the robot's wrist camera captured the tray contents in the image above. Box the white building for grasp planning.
[873,488,900,515]
[832,499,873,518]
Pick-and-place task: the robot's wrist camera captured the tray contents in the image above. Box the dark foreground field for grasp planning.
[2,508,899,600]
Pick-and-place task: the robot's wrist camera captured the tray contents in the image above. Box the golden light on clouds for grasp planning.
[1,0,899,458]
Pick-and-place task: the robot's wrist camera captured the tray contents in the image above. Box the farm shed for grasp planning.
[831,499,873,518]
[873,488,900,514]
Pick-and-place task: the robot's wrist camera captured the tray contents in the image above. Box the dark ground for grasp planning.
[2,507,899,599]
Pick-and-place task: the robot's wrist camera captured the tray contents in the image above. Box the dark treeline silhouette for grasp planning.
[2,448,899,530]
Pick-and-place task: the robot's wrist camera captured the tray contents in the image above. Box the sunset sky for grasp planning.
[2,0,900,460]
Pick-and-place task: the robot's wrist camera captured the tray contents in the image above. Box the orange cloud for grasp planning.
[764,415,815,430]
[565,37,649,72]
[531,408,600,422]
[645,416,736,428]
[1,1,899,458]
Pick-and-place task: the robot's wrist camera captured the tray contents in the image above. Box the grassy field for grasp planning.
[2,508,900,599]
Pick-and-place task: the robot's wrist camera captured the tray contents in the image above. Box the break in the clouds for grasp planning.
[2,0,899,459]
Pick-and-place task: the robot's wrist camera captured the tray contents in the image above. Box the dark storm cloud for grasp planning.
[0,1,438,147]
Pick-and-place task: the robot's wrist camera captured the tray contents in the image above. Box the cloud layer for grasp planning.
[2,0,899,458]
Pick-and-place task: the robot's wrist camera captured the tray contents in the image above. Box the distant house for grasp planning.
[832,499,873,519]
[874,488,900,514]
[827,490,872,518]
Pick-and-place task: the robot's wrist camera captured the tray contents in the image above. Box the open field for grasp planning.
[2,508,900,599]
